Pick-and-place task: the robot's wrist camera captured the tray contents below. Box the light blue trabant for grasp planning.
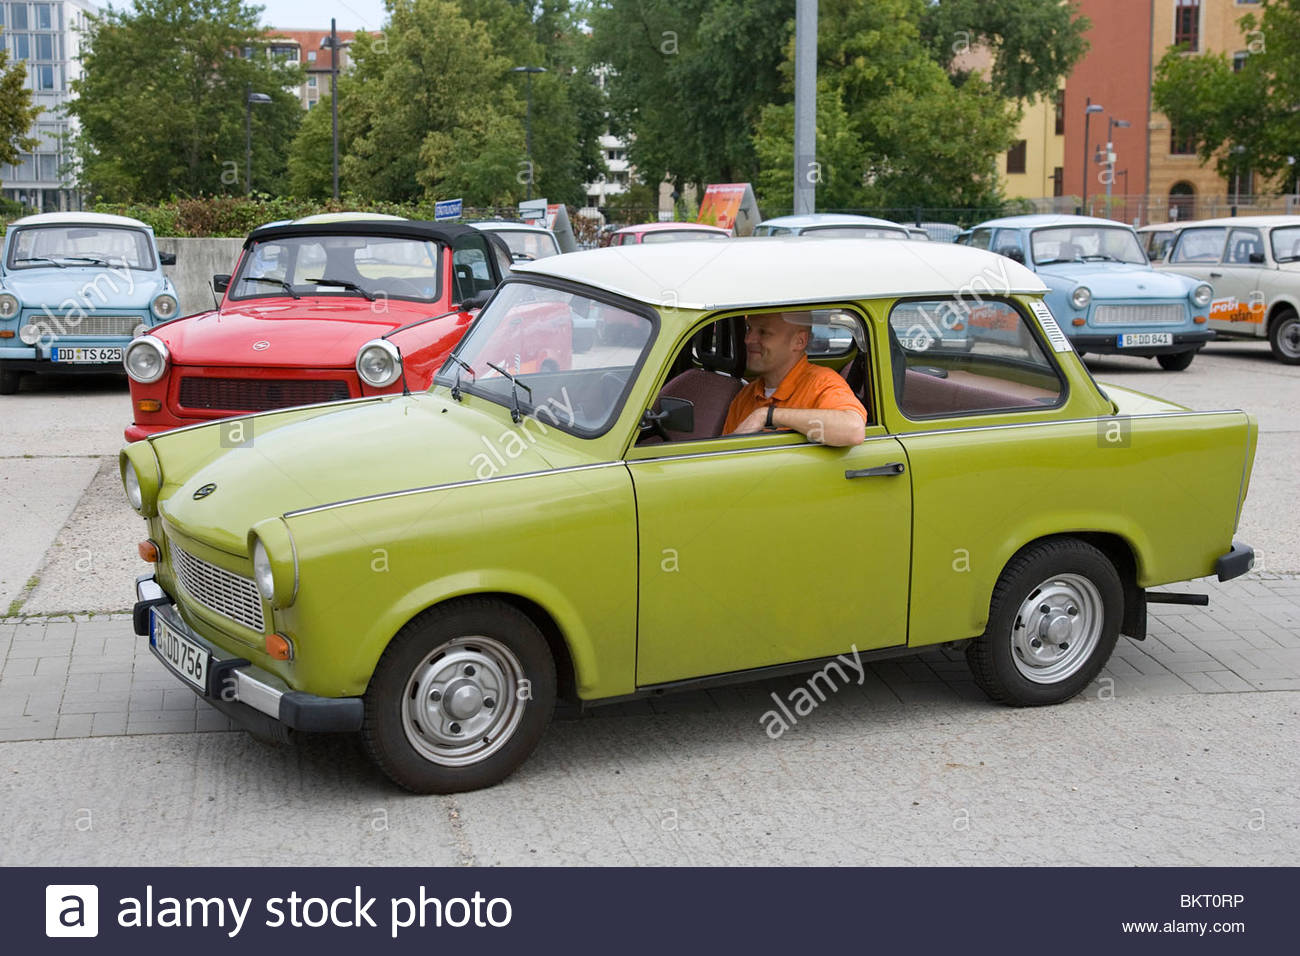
[0,212,179,394]
[963,214,1214,371]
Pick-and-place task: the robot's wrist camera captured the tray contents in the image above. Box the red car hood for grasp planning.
[152,299,438,368]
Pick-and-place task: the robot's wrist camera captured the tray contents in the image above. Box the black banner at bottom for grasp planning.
[3,866,1288,953]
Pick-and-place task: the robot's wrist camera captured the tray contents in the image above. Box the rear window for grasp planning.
[888,298,1064,419]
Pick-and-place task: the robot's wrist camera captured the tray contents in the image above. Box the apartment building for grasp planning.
[0,0,98,212]
[262,27,355,110]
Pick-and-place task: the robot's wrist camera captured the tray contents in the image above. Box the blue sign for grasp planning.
[434,198,463,221]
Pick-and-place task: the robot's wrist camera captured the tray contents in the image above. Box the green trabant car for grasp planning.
[122,239,1258,793]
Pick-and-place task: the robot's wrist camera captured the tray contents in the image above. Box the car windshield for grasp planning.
[800,225,907,239]
[639,230,727,243]
[1271,226,1300,262]
[494,230,560,260]
[1030,226,1146,265]
[7,225,156,270]
[230,234,442,302]
[436,281,654,437]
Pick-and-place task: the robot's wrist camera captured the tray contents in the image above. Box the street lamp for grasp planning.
[245,85,272,197]
[1081,99,1104,212]
[511,65,547,200]
[1104,118,1130,214]
[320,20,351,201]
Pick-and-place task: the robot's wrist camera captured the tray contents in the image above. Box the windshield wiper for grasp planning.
[1276,254,1300,263]
[14,256,65,268]
[486,361,533,423]
[306,276,376,301]
[61,255,112,266]
[240,276,301,299]
[446,354,475,402]
[1080,253,1122,262]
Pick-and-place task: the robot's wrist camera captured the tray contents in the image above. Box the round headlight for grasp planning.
[0,293,18,319]
[1192,283,1213,308]
[123,335,169,384]
[124,461,143,511]
[19,323,45,345]
[152,293,179,319]
[1070,286,1092,310]
[252,539,275,602]
[356,338,402,388]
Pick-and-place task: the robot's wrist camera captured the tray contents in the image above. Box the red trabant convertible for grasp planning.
[123,219,512,441]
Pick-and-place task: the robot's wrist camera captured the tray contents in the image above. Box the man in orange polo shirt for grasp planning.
[723,313,867,446]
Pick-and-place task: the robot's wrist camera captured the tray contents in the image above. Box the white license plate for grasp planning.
[151,614,209,691]
[52,346,123,364]
[1118,333,1173,348]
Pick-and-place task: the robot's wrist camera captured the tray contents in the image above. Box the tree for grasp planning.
[920,0,1090,102]
[754,0,1019,213]
[0,28,41,168]
[1152,0,1297,193]
[589,0,792,192]
[69,0,303,201]
[286,93,337,199]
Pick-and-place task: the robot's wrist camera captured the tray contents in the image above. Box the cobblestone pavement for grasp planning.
[2,575,1297,744]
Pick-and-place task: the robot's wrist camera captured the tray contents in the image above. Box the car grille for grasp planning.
[171,541,265,632]
[179,377,350,411]
[35,314,141,336]
[1091,304,1185,326]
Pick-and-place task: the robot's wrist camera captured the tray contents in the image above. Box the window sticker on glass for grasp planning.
[1030,300,1073,352]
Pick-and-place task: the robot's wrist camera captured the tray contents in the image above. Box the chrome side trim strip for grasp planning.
[284,460,630,517]
[889,408,1246,440]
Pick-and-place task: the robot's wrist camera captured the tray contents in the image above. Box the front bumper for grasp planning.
[0,355,127,375]
[1071,329,1215,356]
[134,574,363,736]
[1215,541,1255,582]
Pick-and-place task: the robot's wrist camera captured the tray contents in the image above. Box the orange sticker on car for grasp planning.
[1209,298,1265,323]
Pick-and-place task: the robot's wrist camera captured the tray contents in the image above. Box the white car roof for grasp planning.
[470,221,556,236]
[9,211,154,231]
[758,213,908,232]
[513,237,1046,310]
[1159,215,1300,230]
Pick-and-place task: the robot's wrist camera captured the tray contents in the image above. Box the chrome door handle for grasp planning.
[845,462,905,479]
[1209,271,1223,278]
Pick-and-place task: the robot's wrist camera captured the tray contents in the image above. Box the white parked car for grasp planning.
[752,214,912,240]
[1141,216,1300,364]
[469,220,562,261]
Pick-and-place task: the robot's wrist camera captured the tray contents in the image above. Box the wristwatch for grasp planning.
[765,405,776,428]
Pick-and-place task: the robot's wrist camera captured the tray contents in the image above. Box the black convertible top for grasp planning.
[243,218,480,248]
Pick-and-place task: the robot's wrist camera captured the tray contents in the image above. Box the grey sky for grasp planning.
[256,0,388,31]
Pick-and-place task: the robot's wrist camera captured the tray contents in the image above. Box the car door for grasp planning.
[1209,227,1268,333]
[627,318,911,687]
[1165,227,1237,332]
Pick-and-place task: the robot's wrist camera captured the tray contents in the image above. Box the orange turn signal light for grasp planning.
[138,539,160,563]
[0,330,13,339]
[1194,316,1207,324]
[137,399,161,412]
[265,633,294,661]
[1072,318,1086,327]
[951,321,965,331]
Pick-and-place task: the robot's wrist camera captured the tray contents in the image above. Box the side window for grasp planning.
[452,234,494,302]
[1225,228,1264,264]
[1171,228,1227,264]
[967,229,994,251]
[887,298,1063,419]
[991,229,1025,263]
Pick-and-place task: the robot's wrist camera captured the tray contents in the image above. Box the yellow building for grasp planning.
[1148,0,1277,218]
[1000,92,1066,201]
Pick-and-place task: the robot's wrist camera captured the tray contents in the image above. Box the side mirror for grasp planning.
[996,245,1025,264]
[642,396,695,435]
[1249,252,1266,264]
[159,251,177,266]
[460,290,493,311]
[212,274,231,293]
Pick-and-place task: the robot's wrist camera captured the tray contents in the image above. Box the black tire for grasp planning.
[362,597,556,793]
[1156,350,1195,371]
[967,538,1122,706]
[0,366,20,395]
[1268,310,1300,364]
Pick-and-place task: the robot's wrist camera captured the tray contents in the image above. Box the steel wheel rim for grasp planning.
[1278,318,1300,359]
[401,635,525,767]
[1010,573,1104,684]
